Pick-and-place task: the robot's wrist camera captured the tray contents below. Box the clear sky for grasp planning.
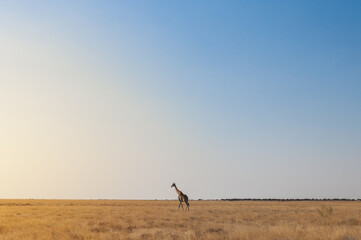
[1,1,360,199]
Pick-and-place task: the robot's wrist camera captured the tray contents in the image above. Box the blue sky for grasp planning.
[0,1,360,199]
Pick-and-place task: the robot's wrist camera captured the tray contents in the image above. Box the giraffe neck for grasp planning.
[174,185,182,196]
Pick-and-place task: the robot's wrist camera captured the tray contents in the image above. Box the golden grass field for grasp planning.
[0,199,360,240]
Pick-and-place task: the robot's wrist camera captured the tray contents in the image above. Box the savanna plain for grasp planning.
[0,199,360,240]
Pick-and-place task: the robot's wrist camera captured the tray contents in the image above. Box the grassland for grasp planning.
[0,199,360,239]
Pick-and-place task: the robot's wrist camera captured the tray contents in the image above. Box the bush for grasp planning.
[317,205,333,224]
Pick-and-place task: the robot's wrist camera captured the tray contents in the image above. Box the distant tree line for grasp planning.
[219,198,361,202]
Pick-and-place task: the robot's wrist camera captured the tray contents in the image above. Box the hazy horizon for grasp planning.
[1,1,360,200]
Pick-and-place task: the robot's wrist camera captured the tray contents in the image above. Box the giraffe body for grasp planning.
[171,183,190,211]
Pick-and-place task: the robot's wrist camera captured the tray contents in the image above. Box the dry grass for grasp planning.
[0,200,360,239]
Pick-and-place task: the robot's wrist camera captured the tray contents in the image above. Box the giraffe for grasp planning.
[171,183,190,211]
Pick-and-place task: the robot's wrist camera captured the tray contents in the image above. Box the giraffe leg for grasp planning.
[181,202,184,211]
[178,202,181,211]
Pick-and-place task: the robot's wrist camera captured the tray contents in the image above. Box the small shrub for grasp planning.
[339,218,361,226]
[207,227,224,234]
[317,205,333,224]
[339,235,357,240]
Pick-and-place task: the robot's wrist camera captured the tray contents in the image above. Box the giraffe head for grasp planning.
[171,183,176,188]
